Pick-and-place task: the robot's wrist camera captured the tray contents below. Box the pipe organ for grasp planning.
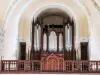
[30,18,76,71]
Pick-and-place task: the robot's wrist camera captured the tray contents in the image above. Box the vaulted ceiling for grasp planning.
[37,8,70,19]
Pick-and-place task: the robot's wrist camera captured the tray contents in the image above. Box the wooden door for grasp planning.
[81,42,88,60]
[20,42,26,60]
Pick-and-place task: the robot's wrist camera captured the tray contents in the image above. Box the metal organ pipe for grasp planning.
[43,34,47,51]
[34,24,41,51]
[70,25,72,50]
[38,25,41,50]
[34,25,37,51]
[68,25,72,51]
[68,24,70,50]
[59,34,63,51]
[65,23,72,51]
[65,25,68,50]
[49,31,57,52]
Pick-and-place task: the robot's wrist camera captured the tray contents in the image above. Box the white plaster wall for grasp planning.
[86,0,100,60]
[78,0,100,60]
[2,0,29,60]
[0,0,21,30]
[0,0,18,58]
[1,0,89,60]
[1,0,100,61]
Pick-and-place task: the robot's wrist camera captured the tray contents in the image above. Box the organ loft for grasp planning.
[1,14,89,73]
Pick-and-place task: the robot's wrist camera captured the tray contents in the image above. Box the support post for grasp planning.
[40,20,43,51]
[57,33,59,52]
[47,33,49,52]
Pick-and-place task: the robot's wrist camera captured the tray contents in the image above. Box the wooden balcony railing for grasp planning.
[0,60,100,73]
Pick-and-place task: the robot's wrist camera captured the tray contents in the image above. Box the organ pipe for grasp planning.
[59,34,63,51]
[43,34,47,51]
[49,31,57,51]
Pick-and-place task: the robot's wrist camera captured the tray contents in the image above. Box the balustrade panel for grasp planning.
[0,60,100,73]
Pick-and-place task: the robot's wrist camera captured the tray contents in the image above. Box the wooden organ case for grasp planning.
[30,18,76,71]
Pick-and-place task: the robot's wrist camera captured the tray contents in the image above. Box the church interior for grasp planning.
[0,0,100,74]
